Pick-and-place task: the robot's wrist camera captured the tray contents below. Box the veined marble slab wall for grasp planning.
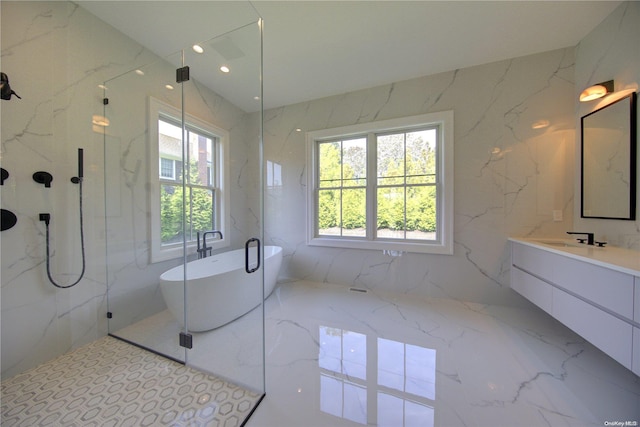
[262,48,576,305]
[1,2,258,379]
[1,1,145,380]
[575,1,640,250]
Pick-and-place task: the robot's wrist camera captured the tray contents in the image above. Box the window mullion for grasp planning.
[339,141,344,237]
[366,133,377,241]
[435,125,442,243]
[403,132,408,240]
[185,130,192,242]
[314,141,320,238]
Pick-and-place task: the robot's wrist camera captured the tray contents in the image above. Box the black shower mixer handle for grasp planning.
[33,171,53,188]
[1,72,21,100]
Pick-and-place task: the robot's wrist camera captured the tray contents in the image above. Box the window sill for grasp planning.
[308,236,453,255]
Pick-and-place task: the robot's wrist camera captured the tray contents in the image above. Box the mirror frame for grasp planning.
[580,92,637,220]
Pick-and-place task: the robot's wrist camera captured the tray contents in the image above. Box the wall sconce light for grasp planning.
[579,80,614,102]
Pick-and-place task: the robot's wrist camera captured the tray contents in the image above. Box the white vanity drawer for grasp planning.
[635,277,640,322]
[511,244,555,282]
[511,267,553,315]
[553,257,634,320]
[553,287,633,370]
[634,327,640,376]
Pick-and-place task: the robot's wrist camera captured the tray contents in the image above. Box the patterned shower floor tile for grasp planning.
[1,336,262,426]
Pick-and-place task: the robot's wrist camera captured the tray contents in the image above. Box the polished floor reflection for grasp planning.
[248,280,640,427]
[319,326,436,426]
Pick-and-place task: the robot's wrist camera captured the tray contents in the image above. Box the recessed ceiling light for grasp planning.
[192,44,204,54]
[135,69,144,76]
[98,84,107,90]
[165,84,174,90]
[220,65,230,73]
[254,96,260,101]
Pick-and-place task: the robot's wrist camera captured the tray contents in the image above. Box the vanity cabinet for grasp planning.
[552,287,632,368]
[635,278,640,375]
[634,327,640,375]
[510,240,640,375]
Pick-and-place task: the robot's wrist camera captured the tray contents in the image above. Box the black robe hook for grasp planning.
[1,72,21,100]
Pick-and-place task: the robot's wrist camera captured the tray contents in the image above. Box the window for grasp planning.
[307,111,453,254]
[149,98,229,263]
[160,157,176,179]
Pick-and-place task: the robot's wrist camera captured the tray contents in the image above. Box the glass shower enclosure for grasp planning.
[101,12,265,404]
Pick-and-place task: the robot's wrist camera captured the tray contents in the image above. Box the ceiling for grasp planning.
[79,1,621,112]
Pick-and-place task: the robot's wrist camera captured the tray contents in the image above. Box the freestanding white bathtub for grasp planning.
[159,246,282,331]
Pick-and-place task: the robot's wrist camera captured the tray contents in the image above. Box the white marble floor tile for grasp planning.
[248,280,640,427]
[5,280,637,427]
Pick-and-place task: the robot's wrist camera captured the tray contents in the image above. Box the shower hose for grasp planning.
[44,179,86,288]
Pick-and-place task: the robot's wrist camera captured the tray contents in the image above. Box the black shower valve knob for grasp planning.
[1,72,21,100]
[33,171,53,188]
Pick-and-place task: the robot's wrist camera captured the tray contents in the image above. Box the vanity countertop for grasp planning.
[509,237,640,277]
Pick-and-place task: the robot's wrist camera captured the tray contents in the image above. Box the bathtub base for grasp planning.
[160,246,282,332]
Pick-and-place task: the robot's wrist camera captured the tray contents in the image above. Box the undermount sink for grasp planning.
[533,239,585,248]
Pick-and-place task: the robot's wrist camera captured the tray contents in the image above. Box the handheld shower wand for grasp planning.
[71,148,83,183]
[41,148,86,289]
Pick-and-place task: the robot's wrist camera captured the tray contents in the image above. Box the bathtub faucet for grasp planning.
[197,230,223,258]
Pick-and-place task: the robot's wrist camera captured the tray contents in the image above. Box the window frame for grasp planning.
[148,97,230,263]
[306,111,454,255]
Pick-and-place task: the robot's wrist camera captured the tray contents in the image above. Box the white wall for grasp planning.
[1,1,145,379]
[574,1,640,250]
[262,47,576,305]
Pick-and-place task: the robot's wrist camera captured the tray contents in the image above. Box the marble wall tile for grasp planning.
[262,48,577,305]
[1,1,259,378]
[574,1,640,249]
[1,1,118,379]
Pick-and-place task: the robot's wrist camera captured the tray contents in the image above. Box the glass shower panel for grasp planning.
[103,50,187,363]
[181,19,265,395]
[103,12,265,410]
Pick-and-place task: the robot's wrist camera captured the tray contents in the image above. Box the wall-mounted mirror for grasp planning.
[581,92,637,220]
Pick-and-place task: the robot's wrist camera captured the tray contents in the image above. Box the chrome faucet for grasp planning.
[197,230,223,258]
[566,231,594,245]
